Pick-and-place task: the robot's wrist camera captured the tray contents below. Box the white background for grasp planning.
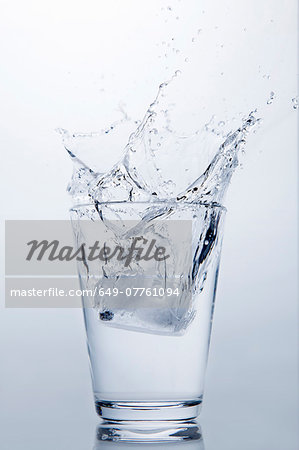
[0,1,298,449]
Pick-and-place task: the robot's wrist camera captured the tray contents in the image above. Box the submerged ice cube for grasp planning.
[71,202,225,335]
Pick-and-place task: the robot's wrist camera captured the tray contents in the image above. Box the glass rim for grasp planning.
[70,201,226,212]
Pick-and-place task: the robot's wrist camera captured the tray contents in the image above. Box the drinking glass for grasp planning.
[70,201,225,441]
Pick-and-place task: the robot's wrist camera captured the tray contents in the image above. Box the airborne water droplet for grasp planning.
[267,91,275,105]
[292,97,298,110]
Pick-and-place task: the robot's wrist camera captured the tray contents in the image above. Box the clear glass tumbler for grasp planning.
[70,201,225,440]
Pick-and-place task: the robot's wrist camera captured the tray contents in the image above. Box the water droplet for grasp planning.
[197,28,202,34]
[192,37,195,42]
[218,121,225,127]
[167,6,172,10]
[184,57,189,62]
[267,91,275,105]
[292,97,298,110]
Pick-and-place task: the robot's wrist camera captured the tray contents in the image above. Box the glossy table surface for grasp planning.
[0,297,297,450]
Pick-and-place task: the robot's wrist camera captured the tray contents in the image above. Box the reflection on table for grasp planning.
[93,420,205,449]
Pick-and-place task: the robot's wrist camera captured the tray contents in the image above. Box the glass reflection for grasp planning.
[93,420,204,449]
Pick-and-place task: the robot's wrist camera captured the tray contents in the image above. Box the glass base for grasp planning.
[95,419,203,444]
[95,400,202,422]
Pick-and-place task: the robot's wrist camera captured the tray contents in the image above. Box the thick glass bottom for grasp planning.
[94,400,203,442]
[95,400,202,422]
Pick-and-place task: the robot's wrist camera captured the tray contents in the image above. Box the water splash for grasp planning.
[59,74,260,211]
[61,74,261,334]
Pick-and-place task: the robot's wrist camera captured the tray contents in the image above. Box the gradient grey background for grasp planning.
[0,1,298,449]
